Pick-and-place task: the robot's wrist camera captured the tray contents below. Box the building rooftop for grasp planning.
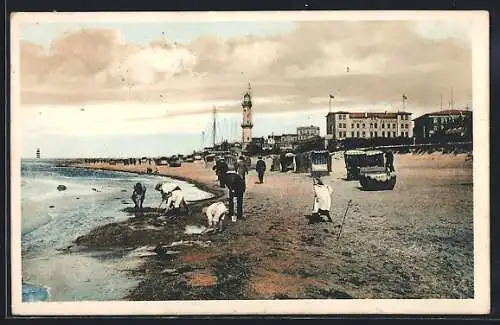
[326,111,412,117]
[413,109,472,121]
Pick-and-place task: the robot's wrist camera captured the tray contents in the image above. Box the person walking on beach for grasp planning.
[155,182,189,217]
[385,150,395,172]
[202,201,229,233]
[236,156,249,188]
[312,177,334,223]
[213,157,229,187]
[223,171,246,220]
[131,182,146,210]
[255,156,266,184]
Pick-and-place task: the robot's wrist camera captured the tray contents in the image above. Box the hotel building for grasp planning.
[326,111,413,141]
[297,125,320,142]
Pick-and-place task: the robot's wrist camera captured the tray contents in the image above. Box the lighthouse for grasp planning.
[241,83,253,151]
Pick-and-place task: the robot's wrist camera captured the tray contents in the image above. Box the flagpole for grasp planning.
[328,94,335,113]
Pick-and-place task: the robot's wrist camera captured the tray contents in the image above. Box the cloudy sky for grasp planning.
[14,14,473,158]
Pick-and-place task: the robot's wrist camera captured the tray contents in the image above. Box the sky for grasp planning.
[14,14,474,158]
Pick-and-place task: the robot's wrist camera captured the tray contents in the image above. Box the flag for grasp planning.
[402,94,408,100]
[329,94,335,99]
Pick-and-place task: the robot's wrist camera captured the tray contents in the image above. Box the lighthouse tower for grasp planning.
[241,83,254,151]
[241,83,253,151]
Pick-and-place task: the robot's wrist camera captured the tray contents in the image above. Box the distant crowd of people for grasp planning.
[128,150,396,233]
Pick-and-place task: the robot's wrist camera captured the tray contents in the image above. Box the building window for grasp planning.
[401,124,404,129]
[374,131,378,137]
[393,132,396,137]
[374,123,378,128]
[351,123,354,128]
[370,131,373,137]
[370,123,373,128]
[382,123,385,128]
[357,131,360,137]
[362,123,365,128]
[405,124,408,129]
[351,131,354,137]
[401,132,404,137]
[356,123,360,128]
[343,123,346,128]
[362,131,366,137]
[382,131,385,137]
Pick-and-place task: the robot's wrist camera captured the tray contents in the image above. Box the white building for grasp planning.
[326,111,413,140]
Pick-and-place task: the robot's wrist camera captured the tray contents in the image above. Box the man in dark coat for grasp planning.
[236,156,249,188]
[255,156,266,184]
[131,182,146,209]
[223,171,245,220]
[385,150,395,172]
[213,158,229,187]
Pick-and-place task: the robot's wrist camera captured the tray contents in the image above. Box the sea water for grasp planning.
[20,159,212,302]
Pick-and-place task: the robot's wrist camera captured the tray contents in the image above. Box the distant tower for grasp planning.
[241,83,253,151]
[36,148,40,159]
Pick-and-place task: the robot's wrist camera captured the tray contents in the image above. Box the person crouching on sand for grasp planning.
[155,182,189,218]
[131,182,146,210]
[202,202,229,233]
[312,177,334,223]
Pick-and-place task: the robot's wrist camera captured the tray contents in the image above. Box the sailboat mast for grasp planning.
[212,105,217,148]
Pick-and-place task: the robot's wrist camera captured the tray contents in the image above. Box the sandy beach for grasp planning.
[72,152,473,300]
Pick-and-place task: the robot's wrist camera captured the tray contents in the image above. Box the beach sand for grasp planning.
[72,152,473,300]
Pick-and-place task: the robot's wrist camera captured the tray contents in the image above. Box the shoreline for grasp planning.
[62,153,473,300]
[69,162,242,300]
[70,164,225,203]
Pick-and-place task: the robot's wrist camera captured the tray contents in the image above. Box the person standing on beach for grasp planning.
[213,157,229,187]
[312,177,334,223]
[385,150,395,172]
[202,201,229,233]
[155,182,189,217]
[223,171,246,220]
[236,156,249,188]
[255,156,266,184]
[131,182,146,210]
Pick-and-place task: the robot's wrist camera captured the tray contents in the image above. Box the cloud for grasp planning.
[18,20,472,117]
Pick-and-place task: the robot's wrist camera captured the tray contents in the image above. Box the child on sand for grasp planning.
[202,202,229,233]
[155,182,189,217]
[131,182,146,209]
[312,177,334,223]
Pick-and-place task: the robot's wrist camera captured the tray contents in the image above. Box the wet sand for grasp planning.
[72,152,473,300]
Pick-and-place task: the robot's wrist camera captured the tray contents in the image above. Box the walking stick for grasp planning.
[158,199,165,214]
[336,200,352,241]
